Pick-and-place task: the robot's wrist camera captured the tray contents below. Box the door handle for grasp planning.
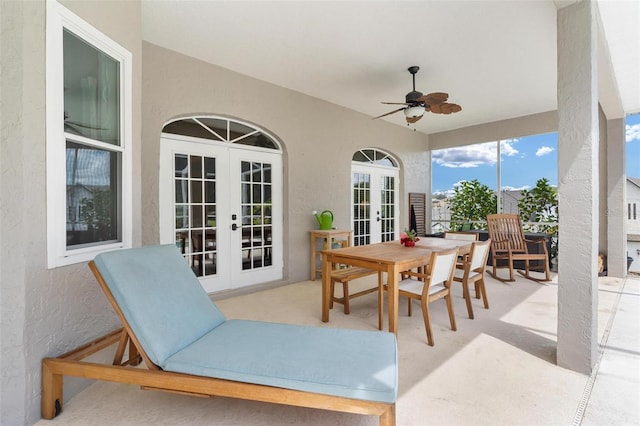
[231,223,238,231]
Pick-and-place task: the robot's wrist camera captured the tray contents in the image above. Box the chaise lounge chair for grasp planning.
[42,245,398,425]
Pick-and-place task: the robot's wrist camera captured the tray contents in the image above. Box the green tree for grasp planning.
[449,179,497,231]
[80,188,114,242]
[517,178,558,258]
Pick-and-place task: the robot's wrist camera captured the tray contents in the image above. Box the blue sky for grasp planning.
[432,113,640,195]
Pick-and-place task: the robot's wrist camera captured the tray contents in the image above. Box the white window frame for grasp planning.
[46,1,132,268]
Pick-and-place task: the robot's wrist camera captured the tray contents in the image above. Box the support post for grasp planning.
[556,0,599,373]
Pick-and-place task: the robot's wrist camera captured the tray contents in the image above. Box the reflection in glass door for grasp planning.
[174,153,218,278]
[230,149,282,288]
[379,175,396,242]
[240,160,273,271]
[353,172,371,245]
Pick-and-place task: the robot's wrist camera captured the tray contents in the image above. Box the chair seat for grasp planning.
[398,278,446,296]
[453,269,482,281]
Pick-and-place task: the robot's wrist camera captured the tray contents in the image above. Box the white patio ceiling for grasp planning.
[141,0,639,135]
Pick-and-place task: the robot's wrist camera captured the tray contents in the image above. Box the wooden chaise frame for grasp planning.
[41,261,396,425]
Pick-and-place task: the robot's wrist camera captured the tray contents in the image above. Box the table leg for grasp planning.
[310,235,316,281]
[321,253,332,322]
[387,265,399,335]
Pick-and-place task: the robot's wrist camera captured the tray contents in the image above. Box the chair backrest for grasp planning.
[444,231,478,241]
[427,248,459,288]
[469,239,492,272]
[92,245,227,367]
[486,214,527,252]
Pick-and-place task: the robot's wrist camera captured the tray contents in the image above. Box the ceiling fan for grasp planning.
[374,66,462,125]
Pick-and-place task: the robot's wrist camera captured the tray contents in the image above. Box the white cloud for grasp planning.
[432,139,520,168]
[626,123,640,143]
[500,139,519,157]
[536,146,554,156]
[502,185,530,191]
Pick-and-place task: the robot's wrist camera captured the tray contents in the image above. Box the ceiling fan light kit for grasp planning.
[404,105,425,118]
[374,65,462,125]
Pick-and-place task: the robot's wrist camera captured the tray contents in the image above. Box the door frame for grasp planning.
[159,118,283,293]
[351,149,400,245]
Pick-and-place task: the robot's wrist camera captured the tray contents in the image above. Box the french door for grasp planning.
[352,163,399,245]
[160,135,282,293]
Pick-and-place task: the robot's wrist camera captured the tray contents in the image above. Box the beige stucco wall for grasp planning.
[0,1,142,424]
[428,110,558,150]
[141,42,430,287]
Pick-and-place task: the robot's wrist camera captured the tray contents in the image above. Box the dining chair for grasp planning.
[443,231,478,241]
[453,239,491,319]
[444,231,478,265]
[379,248,459,346]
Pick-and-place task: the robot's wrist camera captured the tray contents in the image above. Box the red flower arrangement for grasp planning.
[400,229,419,247]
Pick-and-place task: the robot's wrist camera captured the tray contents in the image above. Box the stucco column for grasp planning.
[556,0,599,373]
[607,118,627,278]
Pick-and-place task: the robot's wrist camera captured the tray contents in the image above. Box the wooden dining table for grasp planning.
[321,237,473,335]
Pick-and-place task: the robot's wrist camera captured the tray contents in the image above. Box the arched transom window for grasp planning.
[163,117,281,151]
[352,149,398,168]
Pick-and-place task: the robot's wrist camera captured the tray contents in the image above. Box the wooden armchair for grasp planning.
[486,214,551,282]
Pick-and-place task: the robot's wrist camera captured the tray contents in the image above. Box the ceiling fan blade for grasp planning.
[405,115,423,124]
[381,102,410,105]
[430,102,462,115]
[373,107,406,119]
[417,92,449,105]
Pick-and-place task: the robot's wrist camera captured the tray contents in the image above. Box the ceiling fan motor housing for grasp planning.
[405,90,424,104]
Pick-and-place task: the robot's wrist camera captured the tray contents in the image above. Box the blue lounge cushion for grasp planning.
[93,244,398,404]
[163,319,398,403]
[93,245,226,365]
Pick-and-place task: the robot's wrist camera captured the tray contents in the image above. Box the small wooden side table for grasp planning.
[309,229,352,280]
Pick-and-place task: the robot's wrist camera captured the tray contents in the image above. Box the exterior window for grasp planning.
[47,2,132,268]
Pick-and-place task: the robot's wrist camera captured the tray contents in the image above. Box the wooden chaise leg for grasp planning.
[41,361,63,419]
[379,403,396,426]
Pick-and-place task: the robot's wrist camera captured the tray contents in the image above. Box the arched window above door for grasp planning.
[163,116,281,151]
[352,149,398,168]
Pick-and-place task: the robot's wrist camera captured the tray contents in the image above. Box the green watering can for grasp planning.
[314,210,334,230]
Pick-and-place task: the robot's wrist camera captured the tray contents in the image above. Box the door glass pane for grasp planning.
[173,154,217,277]
[353,172,371,246]
[164,119,219,141]
[240,160,273,270]
[66,141,119,248]
[229,121,257,141]
[63,29,120,146]
[198,117,227,141]
[234,132,278,149]
[380,176,396,242]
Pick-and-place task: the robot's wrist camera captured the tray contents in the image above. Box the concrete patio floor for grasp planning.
[35,271,640,425]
